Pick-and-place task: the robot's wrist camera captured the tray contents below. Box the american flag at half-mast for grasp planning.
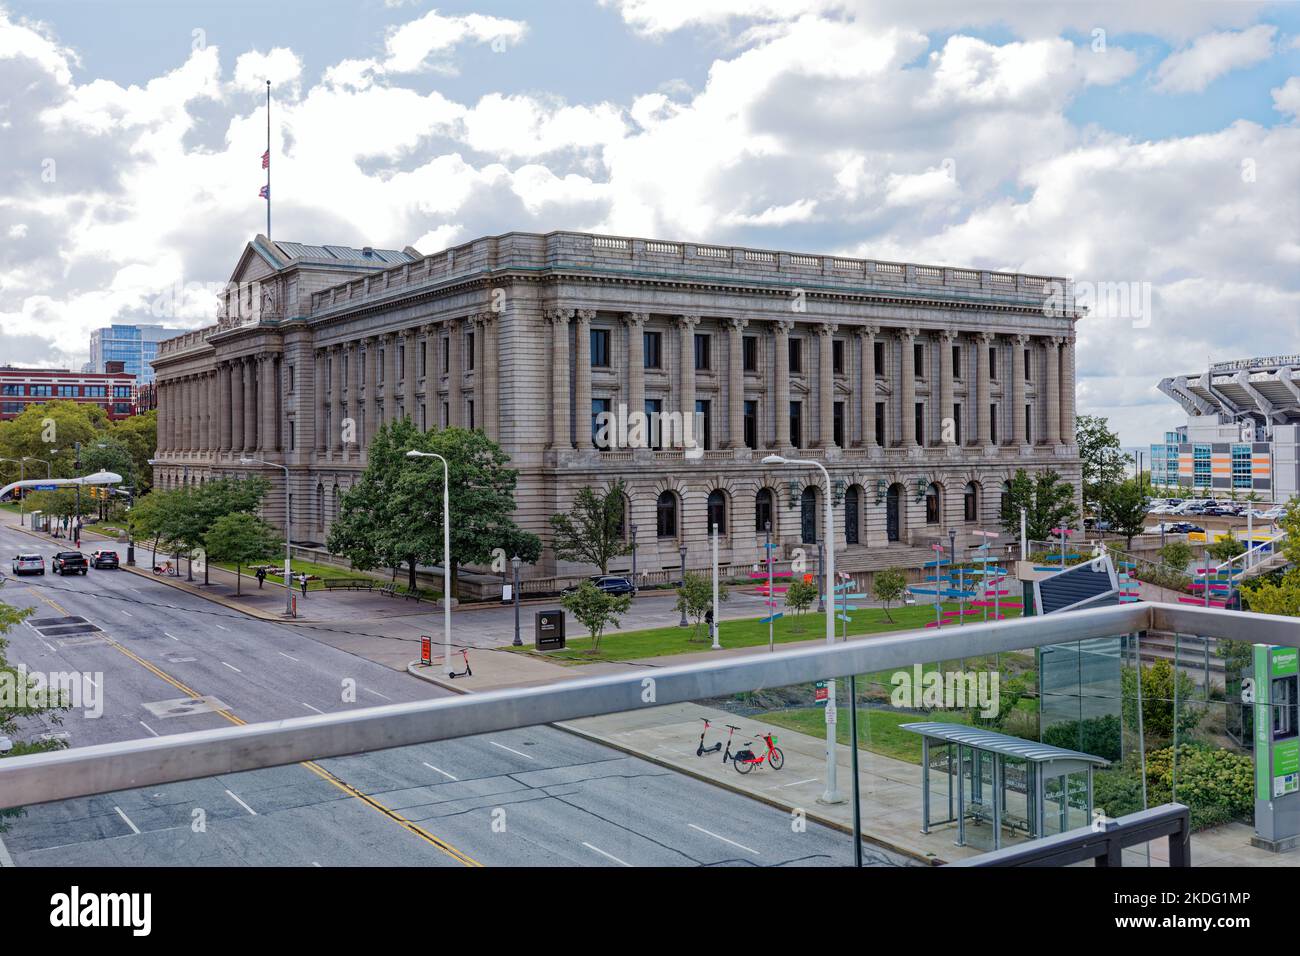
[259,184,269,199]
[262,149,270,169]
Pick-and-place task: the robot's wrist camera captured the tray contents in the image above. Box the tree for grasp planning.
[1120,659,1203,745]
[330,420,541,594]
[560,580,631,654]
[0,400,110,482]
[1207,532,1246,563]
[24,488,90,536]
[873,567,908,623]
[108,411,157,493]
[1098,476,1151,549]
[1076,414,1130,513]
[548,480,630,574]
[0,601,69,832]
[674,571,728,642]
[1158,540,1193,572]
[785,578,818,630]
[999,468,1079,542]
[204,512,283,596]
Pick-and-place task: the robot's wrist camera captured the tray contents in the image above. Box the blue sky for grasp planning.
[2,0,1299,446]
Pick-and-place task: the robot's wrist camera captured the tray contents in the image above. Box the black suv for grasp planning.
[90,550,120,569]
[561,575,636,597]
[52,551,88,575]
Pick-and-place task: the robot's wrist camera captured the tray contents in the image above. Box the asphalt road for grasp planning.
[0,522,908,867]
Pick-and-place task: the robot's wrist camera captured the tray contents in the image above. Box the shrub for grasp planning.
[1144,744,1254,823]
[1041,714,1123,762]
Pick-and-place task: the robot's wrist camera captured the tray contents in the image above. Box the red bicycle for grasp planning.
[732,732,784,773]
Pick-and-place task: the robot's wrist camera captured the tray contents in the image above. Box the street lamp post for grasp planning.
[710,521,720,650]
[406,450,452,673]
[629,523,638,593]
[762,454,841,805]
[678,544,688,627]
[74,442,82,548]
[124,485,136,566]
[511,554,522,647]
[240,456,293,617]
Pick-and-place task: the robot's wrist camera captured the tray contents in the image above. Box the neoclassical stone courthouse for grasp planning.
[151,232,1082,581]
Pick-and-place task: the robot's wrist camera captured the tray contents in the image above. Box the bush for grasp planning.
[1158,541,1193,572]
[1145,744,1254,823]
[1041,714,1123,762]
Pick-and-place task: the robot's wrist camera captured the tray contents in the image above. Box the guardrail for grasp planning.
[0,603,1295,814]
[952,803,1192,867]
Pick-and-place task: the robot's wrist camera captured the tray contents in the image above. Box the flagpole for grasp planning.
[265,80,271,239]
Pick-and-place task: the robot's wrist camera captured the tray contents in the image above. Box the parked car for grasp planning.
[561,575,636,597]
[1165,522,1204,535]
[52,551,88,575]
[11,554,44,576]
[90,550,120,569]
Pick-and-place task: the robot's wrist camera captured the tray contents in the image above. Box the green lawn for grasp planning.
[765,705,975,764]
[210,558,443,598]
[537,601,1023,663]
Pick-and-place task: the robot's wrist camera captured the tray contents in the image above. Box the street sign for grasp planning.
[420,635,432,666]
[814,680,828,706]
[32,484,56,491]
[534,610,566,651]
[759,612,783,624]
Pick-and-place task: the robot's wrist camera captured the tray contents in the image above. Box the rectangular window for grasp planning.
[592,398,611,446]
[875,401,886,445]
[467,399,475,430]
[790,401,803,448]
[399,344,406,379]
[83,385,105,398]
[832,340,845,375]
[833,401,845,447]
[1232,444,1252,489]
[288,421,296,451]
[743,335,758,372]
[952,402,962,445]
[915,402,925,445]
[989,347,998,380]
[952,344,962,378]
[591,328,611,368]
[30,385,53,397]
[287,365,295,393]
[743,399,758,449]
[58,385,78,397]
[420,340,427,378]
[465,332,475,372]
[420,403,426,431]
[914,343,926,379]
[1193,444,1211,487]
[441,402,450,428]
[645,398,663,450]
[789,339,802,374]
[694,399,712,449]
[873,341,885,375]
[442,338,450,374]
[1025,403,1033,444]
[378,350,385,383]
[694,333,711,371]
[644,331,662,369]
[990,404,998,444]
[1024,348,1031,381]
[0,385,19,396]
[113,386,132,398]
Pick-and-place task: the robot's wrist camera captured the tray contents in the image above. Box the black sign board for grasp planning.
[535,610,566,651]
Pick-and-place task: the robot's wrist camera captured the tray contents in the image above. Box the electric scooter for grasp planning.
[448,648,472,679]
[719,724,742,764]
[696,717,723,757]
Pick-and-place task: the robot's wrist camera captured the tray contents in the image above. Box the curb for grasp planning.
[403,659,938,865]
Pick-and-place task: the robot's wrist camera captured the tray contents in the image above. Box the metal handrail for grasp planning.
[952,803,1192,867]
[1214,530,1287,576]
[0,603,1295,811]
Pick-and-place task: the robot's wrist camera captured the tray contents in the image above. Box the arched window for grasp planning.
[844,485,860,545]
[656,490,678,538]
[800,486,818,544]
[925,483,941,524]
[614,491,629,540]
[707,489,727,534]
[755,488,775,534]
[964,481,979,522]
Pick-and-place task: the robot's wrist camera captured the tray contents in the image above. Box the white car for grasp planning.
[11,554,44,576]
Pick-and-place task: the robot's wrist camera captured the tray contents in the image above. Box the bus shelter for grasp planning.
[901,722,1109,850]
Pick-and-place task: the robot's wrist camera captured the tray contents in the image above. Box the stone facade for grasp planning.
[151,232,1084,579]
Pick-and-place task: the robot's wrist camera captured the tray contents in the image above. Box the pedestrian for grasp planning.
[256,567,266,589]
[705,604,714,640]
[299,573,309,598]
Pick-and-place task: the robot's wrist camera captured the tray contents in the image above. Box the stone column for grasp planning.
[176,377,188,453]
[206,371,217,453]
[677,315,699,447]
[403,329,418,425]
[329,346,343,457]
[975,332,993,447]
[939,329,956,447]
[773,320,792,448]
[347,341,362,458]
[421,322,438,431]
[480,314,498,439]
[546,309,573,449]
[384,333,399,425]
[899,328,917,446]
[362,337,378,444]
[726,317,748,448]
[313,351,326,455]
[817,322,837,447]
[218,364,233,453]
[858,326,878,448]
[1011,334,1029,445]
[260,354,277,454]
[623,312,647,434]
[1060,336,1076,446]
[230,366,244,455]
[242,357,258,453]
[573,310,594,447]
[446,319,462,428]
[1045,336,1062,445]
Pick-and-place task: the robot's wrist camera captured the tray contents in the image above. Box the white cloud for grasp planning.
[1153,24,1276,93]
[232,48,304,97]
[1273,76,1300,118]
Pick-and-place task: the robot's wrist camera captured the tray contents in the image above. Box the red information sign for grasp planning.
[420,635,432,666]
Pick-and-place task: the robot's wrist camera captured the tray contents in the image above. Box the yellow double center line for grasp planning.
[29,589,481,867]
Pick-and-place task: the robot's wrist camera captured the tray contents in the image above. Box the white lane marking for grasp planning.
[138,721,159,737]
[362,687,391,701]
[220,661,241,673]
[279,652,299,662]
[214,623,228,631]
[114,806,141,835]
[583,842,632,867]
[311,861,322,867]
[225,789,257,816]
[0,831,13,867]
[688,823,759,855]
[302,702,325,715]
[130,587,144,593]
[422,761,458,781]
[164,632,180,641]
[489,740,534,760]
[120,610,132,618]
[779,777,818,789]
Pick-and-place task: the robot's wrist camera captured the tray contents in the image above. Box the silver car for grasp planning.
[11,554,44,575]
